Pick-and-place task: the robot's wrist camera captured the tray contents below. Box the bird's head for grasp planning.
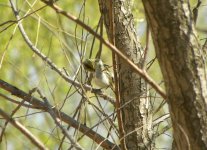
[83,59,95,72]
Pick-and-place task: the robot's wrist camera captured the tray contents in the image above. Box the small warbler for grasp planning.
[83,59,114,89]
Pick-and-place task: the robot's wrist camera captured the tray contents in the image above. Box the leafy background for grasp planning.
[0,0,207,149]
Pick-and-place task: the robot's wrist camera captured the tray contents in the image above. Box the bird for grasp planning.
[83,58,114,89]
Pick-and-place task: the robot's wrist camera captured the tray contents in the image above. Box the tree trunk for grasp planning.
[98,0,153,149]
[142,1,207,149]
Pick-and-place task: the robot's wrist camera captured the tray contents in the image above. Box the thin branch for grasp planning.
[0,79,119,150]
[0,24,18,69]
[9,1,115,105]
[58,98,82,150]
[153,124,172,139]
[89,16,102,58]
[153,100,166,115]
[202,39,207,52]
[193,0,201,24]
[142,22,150,69]
[40,0,167,99]
[9,1,89,91]
[0,93,28,142]
[153,114,170,127]
[0,93,40,109]
[36,89,84,150]
[197,27,207,33]
[0,5,47,34]
[117,113,171,148]
[107,1,126,149]
[0,108,48,150]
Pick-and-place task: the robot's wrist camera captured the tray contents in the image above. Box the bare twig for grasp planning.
[0,5,47,33]
[202,39,207,52]
[142,22,150,69]
[197,27,207,33]
[0,108,48,150]
[0,79,119,150]
[9,1,115,105]
[95,16,103,59]
[193,0,201,24]
[107,1,126,149]
[40,0,167,99]
[36,89,84,150]
[9,0,90,91]
[0,93,40,109]
[0,24,18,69]
[178,124,191,150]
[0,97,26,142]
[153,114,170,127]
[0,87,44,142]
[153,124,172,139]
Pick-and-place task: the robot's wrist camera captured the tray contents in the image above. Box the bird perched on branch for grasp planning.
[83,58,114,89]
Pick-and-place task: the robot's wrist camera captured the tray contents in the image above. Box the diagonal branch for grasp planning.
[0,79,119,150]
[36,89,84,150]
[9,0,115,105]
[0,97,26,142]
[40,0,166,99]
[0,108,48,150]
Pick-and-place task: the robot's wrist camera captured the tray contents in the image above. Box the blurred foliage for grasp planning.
[0,0,207,149]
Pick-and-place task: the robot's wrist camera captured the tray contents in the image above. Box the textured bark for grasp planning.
[142,1,207,149]
[98,0,153,149]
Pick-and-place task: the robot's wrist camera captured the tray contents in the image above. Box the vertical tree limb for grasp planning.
[98,0,154,149]
[142,0,207,149]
